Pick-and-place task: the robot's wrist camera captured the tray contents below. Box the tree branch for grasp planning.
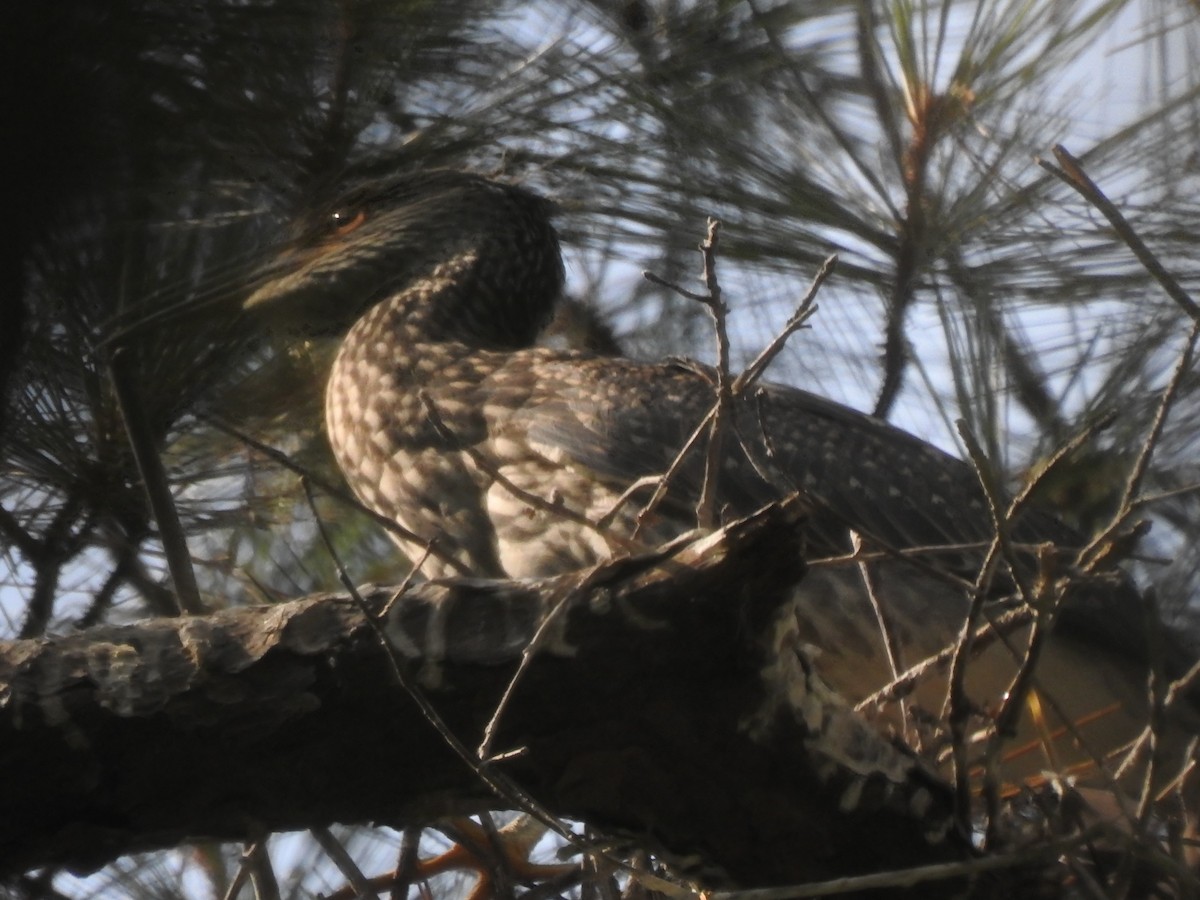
[0,501,968,889]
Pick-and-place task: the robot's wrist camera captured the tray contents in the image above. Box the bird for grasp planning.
[244,168,1196,800]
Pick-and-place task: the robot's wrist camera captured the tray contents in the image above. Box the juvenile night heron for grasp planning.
[245,169,1195,793]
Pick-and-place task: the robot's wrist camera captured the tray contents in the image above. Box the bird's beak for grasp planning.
[242,246,308,312]
[242,242,367,336]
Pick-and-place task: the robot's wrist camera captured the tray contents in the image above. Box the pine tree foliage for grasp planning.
[3,0,1200,896]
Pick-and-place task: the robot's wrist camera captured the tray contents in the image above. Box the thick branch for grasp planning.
[0,502,966,888]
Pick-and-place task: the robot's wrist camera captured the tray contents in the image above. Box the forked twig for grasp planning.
[733,254,836,394]
[221,845,253,900]
[958,423,1034,604]
[943,411,1121,837]
[1117,656,1200,783]
[955,423,1053,838]
[647,219,732,528]
[595,475,668,529]
[859,598,1131,817]
[642,228,837,537]
[943,187,1199,843]
[857,605,1033,712]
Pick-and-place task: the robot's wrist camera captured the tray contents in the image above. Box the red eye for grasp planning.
[330,208,366,236]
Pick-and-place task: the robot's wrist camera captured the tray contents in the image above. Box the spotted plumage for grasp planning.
[245,169,1193,783]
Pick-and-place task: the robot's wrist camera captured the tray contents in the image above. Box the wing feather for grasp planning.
[496,355,1079,561]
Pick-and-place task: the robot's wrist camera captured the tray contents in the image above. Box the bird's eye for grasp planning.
[329,208,366,237]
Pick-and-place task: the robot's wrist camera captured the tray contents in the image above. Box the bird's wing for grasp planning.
[496,354,1192,718]
[499,354,1077,561]
[496,354,1188,683]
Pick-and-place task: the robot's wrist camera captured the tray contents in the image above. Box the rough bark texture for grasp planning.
[0,502,969,887]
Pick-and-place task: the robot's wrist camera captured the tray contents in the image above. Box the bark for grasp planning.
[0,501,969,888]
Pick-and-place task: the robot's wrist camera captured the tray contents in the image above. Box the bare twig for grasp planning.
[1115,591,1172,900]
[477,580,579,761]
[694,220,733,530]
[1117,657,1200,784]
[222,845,253,900]
[245,840,281,900]
[390,827,424,900]
[858,600,1130,805]
[1078,320,1200,573]
[642,272,707,303]
[946,415,1122,841]
[595,475,667,529]
[813,540,1021,589]
[850,530,909,741]
[645,220,733,529]
[648,222,732,524]
[755,388,1128,817]
[1134,480,1200,510]
[641,231,839,539]
[733,254,836,394]
[631,404,716,539]
[312,825,378,899]
[380,542,434,619]
[1038,144,1200,323]
[942,428,1008,832]
[958,422,1033,604]
[979,547,1060,846]
[857,605,1032,712]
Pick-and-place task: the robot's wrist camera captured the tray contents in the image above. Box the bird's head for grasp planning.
[244,169,565,348]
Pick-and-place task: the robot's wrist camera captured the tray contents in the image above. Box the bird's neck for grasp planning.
[359,234,561,352]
